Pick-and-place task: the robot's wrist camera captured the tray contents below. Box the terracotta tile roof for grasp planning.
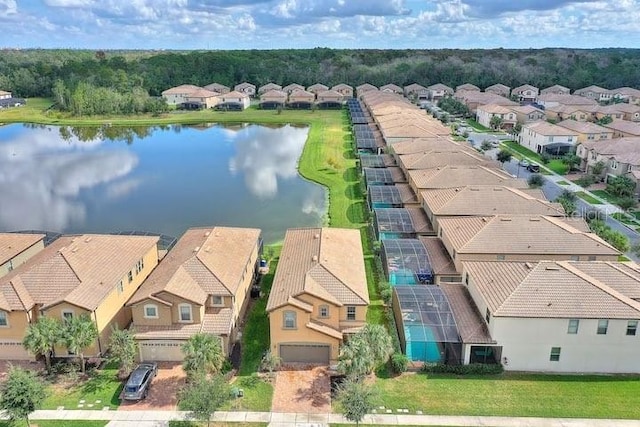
[204,83,230,92]
[439,215,619,256]
[580,137,640,166]
[389,138,463,155]
[540,85,570,94]
[613,87,640,97]
[331,83,353,91]
[260,90,287,101]
[419,237,457,275]
[518,188,547,199]
[512,84,539,94]
[456,83,480,92]
[129,227,260,306]
[307,321,343,339]
[134,307,233,339]
[406,208,433,233]
[575,85,611,94]
[404,83,427,91]
[427,83,453,92]
[524,120,580,137]
[288,89,315,101]
[399,150,499,170]
[439,284,494,344]
[538,94,598,105]
[603,121,640,136]
[545,104,600,115]
[380,84,403,92]
[477,104,514,115]
[307,83,328,91]
[408,166,528,190]
[455,91,518,106]
[223,90,250,99]
[557,119,613,135]
[161,84,202,95]
[0,233,45,265]
[421,186,565,217]
[464,261,640,318]
[185,88,219,99]
[485,83,510,92]
[396,184,419,204]
[266,228,369,312]
[356,83,378,92]
[0,234,159,311]
[509,105,544,115]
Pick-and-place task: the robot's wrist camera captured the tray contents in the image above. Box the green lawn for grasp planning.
[465,118,492,132]
[556,180,570,186]
[42,365,122,410]
[590,190,628,207]
[575,191,603,205]
[372,372,640,419]
[222,376,273,412]
[500,141,568,175]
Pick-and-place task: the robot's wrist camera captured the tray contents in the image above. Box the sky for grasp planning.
[0,0,639,50]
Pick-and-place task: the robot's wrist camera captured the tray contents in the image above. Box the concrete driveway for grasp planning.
[118,362,185,411]
[272,366,331,414]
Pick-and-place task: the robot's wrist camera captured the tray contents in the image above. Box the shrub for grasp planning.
[421,363,504,375]
[573,175,595,188]
[221,359,233,374]
[380,285,392,306]
[238,373,261,388]
[618,196,638,211]
[540,152,552,164]
[527,174,544,188]
[390,353,409,374]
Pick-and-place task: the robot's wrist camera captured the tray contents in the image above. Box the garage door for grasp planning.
[0,341,32,360]
[280,344,330,364]
[139,340,185,362]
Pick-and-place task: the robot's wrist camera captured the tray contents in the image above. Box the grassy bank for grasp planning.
[500,140,568,175]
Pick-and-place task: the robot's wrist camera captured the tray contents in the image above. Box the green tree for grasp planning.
[618,196,637,211]
[182,333,225,380]
[489,115,503,130]
[480,140,492,151]
[606,176,636,198]
[562,152,581,172]
[337,377,375,426]
[338,324,393,378]
[556,190,578,216]
[108,327,139,379]
[496,149,512,165]
[0,366,46,427]
[590,161,606,177]
[62,314,98,374]
[22,316,62,374]
[597,116,613,125]
[527,174,545,188]
[588,219,630,252]
[512,123,522,137]
[178,375,231,427]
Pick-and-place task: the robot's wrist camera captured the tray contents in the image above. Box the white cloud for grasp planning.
[0,0,17,16]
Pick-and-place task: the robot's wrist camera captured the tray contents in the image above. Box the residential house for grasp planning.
[544,104,599,122]
[455,83,480,93]
[454,91,518,114]
[259,90,287,110]
[161,84,202,105]
[612,87,640,105]
[511,84,539,103]
[0,233,45,278]
[399,150,498,173]
[556,119,614,143]
[388,138,465,156]
[217,91,251,110]
[509,105,545,124]
[283,83,305,95]
[540,85,571,95]
[356,83,379,98]
[518,121,579,155]
[234,82,256,97]
[426,84,454,101]
[597,104,640,122]
[461,260,640,373]
[0,234,159,360]
[403,83,428,100]
[258,83,283,95]
[316,90,343,108]
[438,215,619,272]
[266,228,369,364]
[577,137,640,191]
[203,83,230,94]
[287,89,315,109]
[574,85,612,103]
[127,227,261,361]
[331,84,354,99]
[0,90,11,100]
[603,121,640,138]
[183,88,220,109]
[476,104,517,130]
[306,83,328,95]
[485,84,510,98]
[421,186,563,234]
[537,94,598,109]
[380,84,403,95]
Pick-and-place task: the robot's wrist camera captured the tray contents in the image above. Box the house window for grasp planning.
[464,273,469,285]
[568,137,573,142]
[144,304,158,319]
[283,311,296,329]
[550,347,561,362]
[612,161,618,170]
[62,310,74,323]
[549,136,554,143]
[319,305,329,318]
[212,296,224,306]
[117,280,124,295]
[128,270,133,283]
[597,319,609,335]
[485,308,491,324]
[0,311,7,327]
[628,165,633,173]
[346,306,356,321]
[627,320,638,336]
[588,256,596,261]
[136,258,144,274]
[570,255,580,261]
[567,319,579,334]
[496,254,505,261]
[179,304,192,322]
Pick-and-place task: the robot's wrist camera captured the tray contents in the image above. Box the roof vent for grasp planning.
[529,217,541,221]
[500,218,512,222]
[194,246,200,253]
[312,255,318,262]
[204,231,211,237]
[71,246,78,253]
[545,266,560,271]
[84,236,92,243]
[204,246,211,253]
[314,233,320,239]
[524,262,533,269]
[493,188,503,191]
[470,188,479,191]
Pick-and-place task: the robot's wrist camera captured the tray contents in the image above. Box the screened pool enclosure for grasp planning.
[381,238,433,285]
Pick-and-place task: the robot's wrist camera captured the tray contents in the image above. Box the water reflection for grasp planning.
[0,123,326,242]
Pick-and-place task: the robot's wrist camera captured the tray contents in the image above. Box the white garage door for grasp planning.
[280,344,330,364]
[0,341,32,360]
[139,340,185,361]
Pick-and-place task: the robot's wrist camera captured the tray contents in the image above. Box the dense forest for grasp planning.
[2,48,640,100]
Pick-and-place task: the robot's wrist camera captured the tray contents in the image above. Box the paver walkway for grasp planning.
[15,409,640,426]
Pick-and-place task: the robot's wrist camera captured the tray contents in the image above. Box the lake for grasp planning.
[0,123,327,243]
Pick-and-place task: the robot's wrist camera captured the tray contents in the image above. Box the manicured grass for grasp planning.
[2,422,108,427]
[42,365,122,410]
[556,180,570,186]
[372,372,640,419]
[590,189,628,207]
[465,118,492,132]
[222,376,273,412]
[575,191,603,205]
[500,141,568,175]
[170,422,268,427]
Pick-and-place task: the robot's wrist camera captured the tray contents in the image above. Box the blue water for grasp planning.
[0,123,326,243]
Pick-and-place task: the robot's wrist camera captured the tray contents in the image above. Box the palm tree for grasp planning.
[338,324,394,378]
[63,315,98,374]
[182,333,225,380]
[360,324,394,368]
[23,316,62,374]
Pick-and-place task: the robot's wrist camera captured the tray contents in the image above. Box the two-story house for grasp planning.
[283,83,305,95]
[403,83,428,100]
[266,228,369,365]
[484,84,510,98]
[258,83,283,95]
[556,119,614,143]
[574,85,613,103]
[259,90,287,109]
[540,85,571,95]
[380,84,403,95]
[577,137,640,192]
[306,83,328,95]
[0,234,159,360]
[161,84,203,105]
[331,84,354,99]
[234,82,256,97]
[426,83,454,101]
[518,121,579,155]
[611,87,640,105]
[203,83,230,94]
[603,121,640,138]
[455,83,480,93]
[127,227,261,361]
[511,84,539,103]
[476,104,517,130]
[0,233,45,278]
[218,91,251,110]
[509,105,545,124]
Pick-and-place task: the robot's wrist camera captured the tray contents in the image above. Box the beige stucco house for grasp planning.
[258,83,282,95]
[540,85,571,95]
[577,137,640,192]
[403,83,428,100]
[462,260,640,373]
[0,233,45,278]
[259,90,287,109]
[518,121,579,155]
[234,82,256,97]
[316,90,343,105]
[598,103,640,122]
[283,83,305,94]
[556,119,614,143]
[127,227,261,361]
[266,228,369,365]
[509,105,545,124]
[426,83,453,101]
[454,91,518,114]
[612,87,640,105]
[306,83,328,95]
[476,104,517,129]
[0,234,159,360]
[356,83,379,98]
[184,88,221,109]
[485,84,510,98]
[380,84,403,95]
[218,91,251,110]
[0,90,12,100]
[537,93,598,109]
[331,84,354,99]
[204,83,230,94]
[511,84,539,103]
[574,85,612,103]
[161,84,202,105]
[456,83,480,93]
[603,121,640,138]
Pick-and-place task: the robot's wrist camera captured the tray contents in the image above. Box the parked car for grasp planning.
[527,163,540,173]
[519,159,530,167]
[122,362,157,401]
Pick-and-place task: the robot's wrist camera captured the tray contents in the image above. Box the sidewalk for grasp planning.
[22,409,640,427]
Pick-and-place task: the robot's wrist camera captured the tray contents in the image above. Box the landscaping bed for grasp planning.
[575,191,603,204]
